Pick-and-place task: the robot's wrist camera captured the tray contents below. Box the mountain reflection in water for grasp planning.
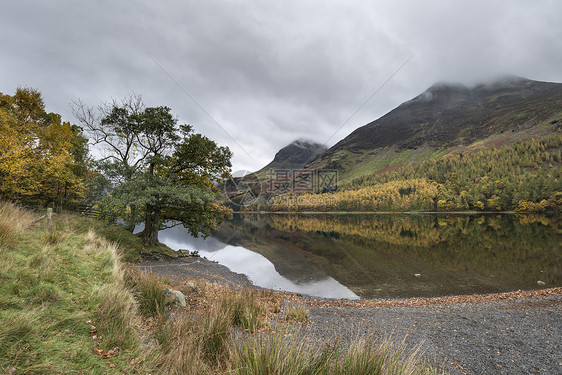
[158,213,560,300]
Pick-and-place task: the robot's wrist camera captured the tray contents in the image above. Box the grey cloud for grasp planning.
[1,0,561,171]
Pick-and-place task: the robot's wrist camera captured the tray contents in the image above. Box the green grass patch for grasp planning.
[56,212,178,262]
[339,146,448,185]
[0,203,141,374]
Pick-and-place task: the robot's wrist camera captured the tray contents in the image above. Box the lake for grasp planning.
[157,213,561,300]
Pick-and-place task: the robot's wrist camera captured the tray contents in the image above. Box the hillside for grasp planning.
[308,76,562,183]
[223,140,326,207]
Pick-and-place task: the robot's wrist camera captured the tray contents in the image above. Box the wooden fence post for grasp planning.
[47,208,53,231]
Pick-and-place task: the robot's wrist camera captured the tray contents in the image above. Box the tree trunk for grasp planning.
[126,205,136,233]
[143,204,160,246]
[143,163,160,245]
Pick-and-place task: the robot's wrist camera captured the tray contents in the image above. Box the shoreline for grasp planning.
[233,210,539,215]
[298,286,562,307]
[137,256,561,306]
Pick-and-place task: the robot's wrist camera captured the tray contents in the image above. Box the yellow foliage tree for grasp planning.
[0,88,88,205]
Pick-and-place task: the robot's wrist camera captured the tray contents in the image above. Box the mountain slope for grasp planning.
[308,76,562,182]
[223,140,326,207]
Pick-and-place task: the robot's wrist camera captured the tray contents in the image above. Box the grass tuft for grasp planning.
[222,289,267,332]
[153,307,232,374]
[231,331,314,375]
[199,306,233,364]
[0,311,39,354]
[42,229,65,246]
[284,304,310,323]
[124,267,167,317]
[27,283,63,304]
[154,315,207,375]
[231,332,440,375]
[94,284,139,351]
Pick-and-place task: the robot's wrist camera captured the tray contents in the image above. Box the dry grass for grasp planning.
[41,229,67,245]
[221,289,268,332]
[149,287,274,373]
[146,282,441,374]
[94,284,140,350]
[151,303,237,374]
[230,332,438,375]
[85,231,141,351]
[0,201,34,249]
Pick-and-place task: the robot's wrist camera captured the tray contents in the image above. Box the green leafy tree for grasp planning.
[73,96,232,245]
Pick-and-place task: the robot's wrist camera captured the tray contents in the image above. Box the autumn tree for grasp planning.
[0,88,88,204]
[73,96,232,245]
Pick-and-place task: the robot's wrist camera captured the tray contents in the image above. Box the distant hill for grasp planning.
[254,139,326,175]
[223,140,326,207]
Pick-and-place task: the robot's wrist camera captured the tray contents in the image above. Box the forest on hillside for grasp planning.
[264,133,562,212]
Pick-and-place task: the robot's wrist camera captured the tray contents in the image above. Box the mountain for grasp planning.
[222,140,326,207]
[242,76,562,212]
[254,139,327,174]
[307,76,562,182]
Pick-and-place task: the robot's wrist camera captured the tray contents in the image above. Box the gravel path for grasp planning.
[136,258,562,375]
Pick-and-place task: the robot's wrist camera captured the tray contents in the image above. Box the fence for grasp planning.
[75,204,102,218]
[29,207,53,230]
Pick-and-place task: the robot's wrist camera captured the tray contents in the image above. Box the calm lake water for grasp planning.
[157,213,561,300]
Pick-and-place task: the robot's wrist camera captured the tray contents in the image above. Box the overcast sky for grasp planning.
[1,1,561,171]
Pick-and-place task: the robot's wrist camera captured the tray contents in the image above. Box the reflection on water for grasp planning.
[158,213,560,299]
[158,225,359,299]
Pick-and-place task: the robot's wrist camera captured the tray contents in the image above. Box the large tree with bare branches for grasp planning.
[72,95,232,245]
